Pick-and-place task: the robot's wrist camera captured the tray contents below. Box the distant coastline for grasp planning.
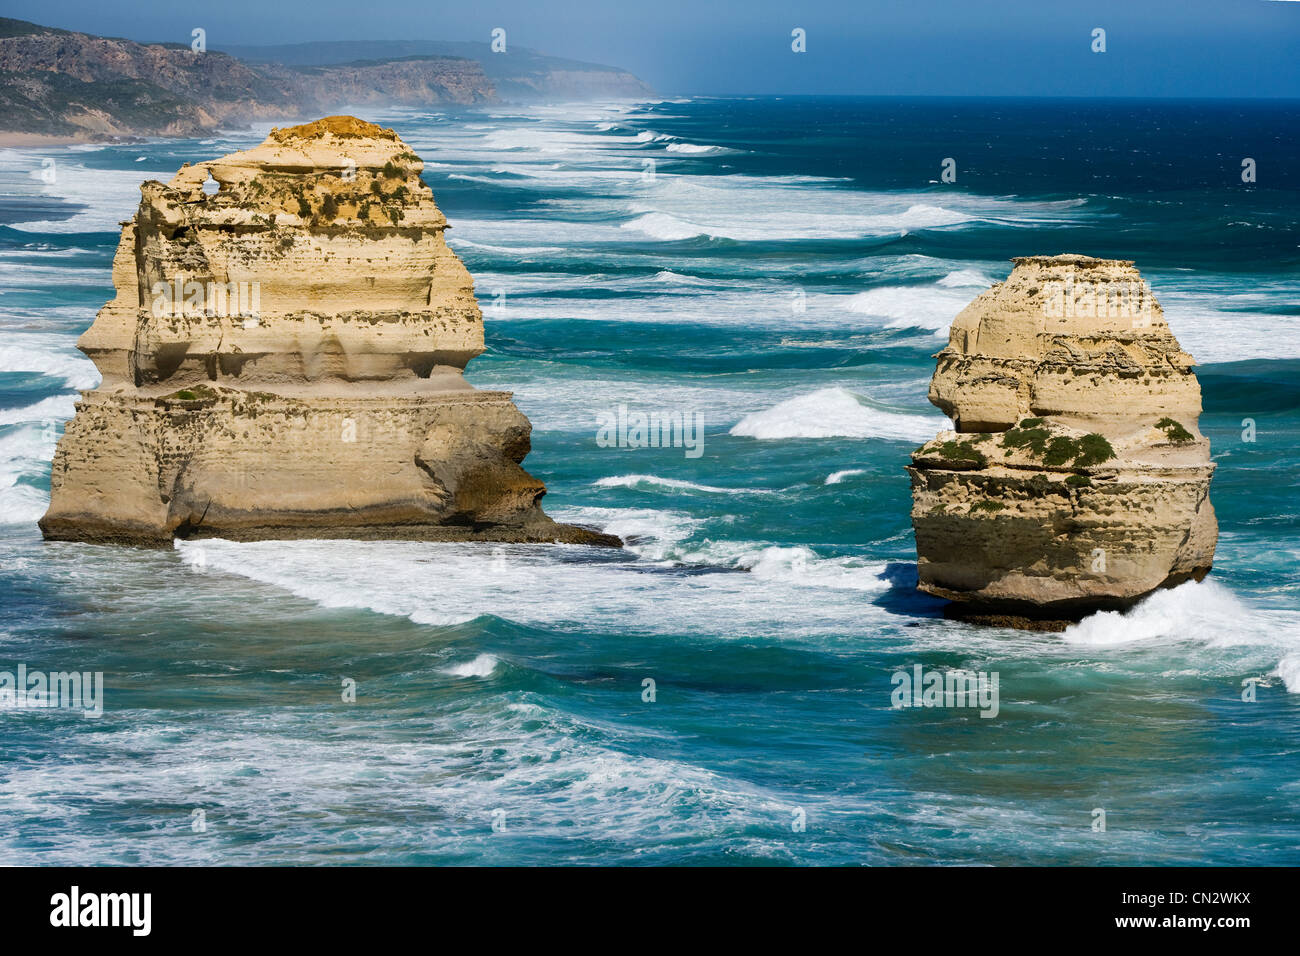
[0,17,655,143]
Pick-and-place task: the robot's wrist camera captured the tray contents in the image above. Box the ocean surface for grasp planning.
[1,97,1298,865]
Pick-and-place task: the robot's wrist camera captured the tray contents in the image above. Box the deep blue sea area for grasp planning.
[1,97,1297,864]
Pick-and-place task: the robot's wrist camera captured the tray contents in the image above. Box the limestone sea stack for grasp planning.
[907,255,1216,628]
[40,116,619,548]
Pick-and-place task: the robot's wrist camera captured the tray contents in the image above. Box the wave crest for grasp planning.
[593,474,775,495]
[730,388,944,442]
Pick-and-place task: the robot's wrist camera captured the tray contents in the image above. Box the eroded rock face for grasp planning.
[908,255,1216,628]
[40,116,619,547]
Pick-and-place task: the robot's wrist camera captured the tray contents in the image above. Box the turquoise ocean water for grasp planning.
[1,97,1298,864]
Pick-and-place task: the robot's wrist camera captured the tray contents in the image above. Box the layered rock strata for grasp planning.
[40,116,619,548]
[908,255,1216,628]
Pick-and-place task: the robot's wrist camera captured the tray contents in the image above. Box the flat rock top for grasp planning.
[169,114,420,187]
[1011,253,1135,269]
[270,115,400,143]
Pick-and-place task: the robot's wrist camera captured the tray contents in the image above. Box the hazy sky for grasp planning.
[6,0,1300,97]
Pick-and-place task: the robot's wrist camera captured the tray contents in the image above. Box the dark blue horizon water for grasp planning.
[0,96,1298,865]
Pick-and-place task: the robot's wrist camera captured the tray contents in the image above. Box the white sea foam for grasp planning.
[825,469,867,485]
[480,129,585,153]
[170,510,902,640]
[0,256,108,287]
[0,335,99,389]
[554,506,705,561]
[441,171,1083,251]
[477,375,772,433]
[1158,298,1300,363]
[0,394,76,426]
[593,474,776,495]
[1276,654,1300,693]
[0,685,804,864]
[1064,579,1279,648]
[446,173,507,185]
[743,546,892,591]
[841,285,972,334]
[439,654,501,678]
[0,423,56,525]
[730,388,944,442]
[446,238,566,257]
[430,143,1083,247]
[0,482,47,526]
[649,269,712,285]
[665,142,723,154]
[0,153,173,234]
[461,119,665,157]
[937,269,993,288]
[621,212,708,241]
[457,274,970,336]
[619,202,977,242]
[485,374,936,441]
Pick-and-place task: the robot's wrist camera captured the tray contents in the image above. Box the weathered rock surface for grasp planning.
[908,255,1216,628]
[40,116,619,548]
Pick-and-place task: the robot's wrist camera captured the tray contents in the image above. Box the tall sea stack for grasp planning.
[908,255,1217,628]
[40,116,618,547]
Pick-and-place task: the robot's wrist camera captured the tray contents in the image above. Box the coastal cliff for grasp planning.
[225,40,658,104]
[908,255,1217,628]
[0,20,493,140]
[0,19,653,142]
[39,115,619,547]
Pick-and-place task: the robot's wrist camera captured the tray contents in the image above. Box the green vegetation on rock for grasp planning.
[1042,436,1075,467]
[1071,433,1115,467]
[162,385,218,403]
[1156,417,1194,443]
[936,439,987,467]
[1000,424,1114,469]
[1001,423,1051,456]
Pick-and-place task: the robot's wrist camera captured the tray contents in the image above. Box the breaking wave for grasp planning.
[593,475,776,495]
[730,388,944,442]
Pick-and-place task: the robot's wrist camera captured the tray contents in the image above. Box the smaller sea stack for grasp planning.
[907,255,1217,629]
